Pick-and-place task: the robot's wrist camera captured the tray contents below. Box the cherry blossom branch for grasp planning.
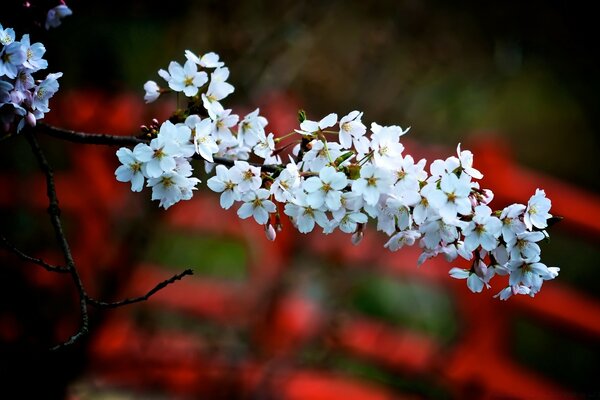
[85,268,193,309]
[36,123,283,173]
[0,232,68,273]
[22,130,194,350]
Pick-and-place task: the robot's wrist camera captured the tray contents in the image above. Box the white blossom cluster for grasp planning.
[116,50,559,300]
[0,24,62,133]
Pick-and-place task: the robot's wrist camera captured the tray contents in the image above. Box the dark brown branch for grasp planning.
[86,268,194,309]
[24,131,89,351]
[34,123,147,146]
[0,233,68,273]
[16,128,196,350]
[36,123,283,173]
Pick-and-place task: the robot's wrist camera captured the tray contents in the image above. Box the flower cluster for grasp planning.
[116,50,559,299]
[0,23,62,133]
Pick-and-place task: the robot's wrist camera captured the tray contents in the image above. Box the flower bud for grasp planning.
[481,189,494,205]
[25,112,37,127]
[474,259,488,279]
[351,231,363,246]
[264,223,276,241]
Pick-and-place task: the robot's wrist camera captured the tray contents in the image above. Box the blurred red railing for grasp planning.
[2,91,599,399]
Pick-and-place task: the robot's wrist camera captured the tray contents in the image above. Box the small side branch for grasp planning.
[25,131,89,351]
[35,123,147,146]
[0,233,68,273]
[86,268,194,309]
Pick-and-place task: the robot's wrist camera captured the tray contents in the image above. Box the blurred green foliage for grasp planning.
[144,229,247,280]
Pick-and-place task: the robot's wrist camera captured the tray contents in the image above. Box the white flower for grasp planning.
[237,189,276,225]
[500,203,526,242]
[20,34,48,72]
[456,143,483,179]
[506,231,545,260]
[384,230,421,252]
[428,172,472,221]
[284,192,329,233]
[508,256,556,294]
[253,132,275,159]
[147,171,200,209]
[0,25,15,45]
[206,165,241,209]
[524,189,552,230]
[143,80,161,103]
[193,118,219,162]
[370,123,405,168]
[494,285,531,300]
[206,100,239,143]
[160,120,195,157]
[184,50,224,68]
[134,133,181,178]
[167,60,208,97]
[229,160,261,193]
[271,163,300,202]
[463,205,502,252]
[45,5,73,30]
[449,267,486,293]
[115,145,146,192]
[385,196,416,230]
[205,67,234,102]
[429,156,460,180]
[31,72,62,114]
[303,166,348,210]
[414,183,441,225]
[329,206,368,234]
[296,113,338,135]
[301,140,342,172]
[0,42,26,79]
[351,164,393,206]
[238,108,268,147]
[419,217,460,250]
[338,111,367,151]
[390,155,427,192]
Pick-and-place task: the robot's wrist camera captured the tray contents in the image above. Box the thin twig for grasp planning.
[0,233,68,273]
[86,268,194,309]
[17,129,196,350]
[25,131,89,351]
